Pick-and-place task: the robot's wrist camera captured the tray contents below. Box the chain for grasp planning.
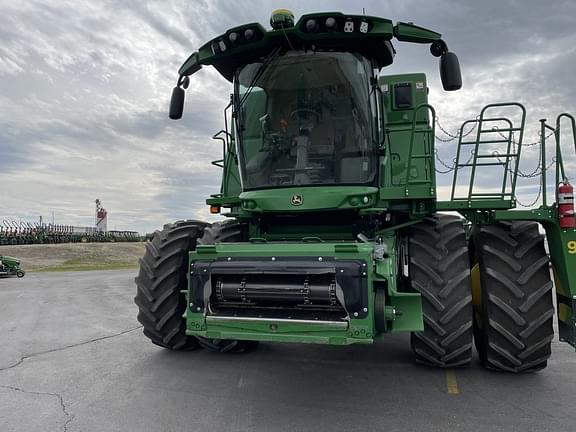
[492,126,555,148]
[493,144,550,208]
[491,149,556,178]
[434,117,478,142]
[434,149,475,174]
[434,134,457,143]
[516,181,543,208]
[434,149,456,173]
[435,116,555,147]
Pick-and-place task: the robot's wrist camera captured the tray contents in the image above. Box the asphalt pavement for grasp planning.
[1,270,575,432]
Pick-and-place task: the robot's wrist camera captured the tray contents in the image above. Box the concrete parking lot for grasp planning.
[1,270,575,432]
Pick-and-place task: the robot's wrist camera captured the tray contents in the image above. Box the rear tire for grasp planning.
[16,270,25,278]
[471,221,554,372]
[134,220,208,350]
[197,222,259,353]
[409,214,473,368]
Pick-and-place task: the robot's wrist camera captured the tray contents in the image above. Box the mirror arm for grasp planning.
[393,22,442,44]
[430,40,448,58]
[177,75,190,89]
[178,52,202,77]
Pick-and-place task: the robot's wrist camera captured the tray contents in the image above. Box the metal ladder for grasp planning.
[450,103,526,207]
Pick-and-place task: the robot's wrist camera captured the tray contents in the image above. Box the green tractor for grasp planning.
[135,10,576,371]
[0,254,25,278]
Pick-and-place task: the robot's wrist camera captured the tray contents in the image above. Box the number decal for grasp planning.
[568,241,576,255]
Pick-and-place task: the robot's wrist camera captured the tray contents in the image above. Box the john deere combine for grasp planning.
[135,10,576,372]
[0,255,25,278]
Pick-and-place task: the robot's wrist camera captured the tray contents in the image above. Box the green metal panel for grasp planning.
[179,13,397,81]
[373,233,423,333]
[378,74,436,201]
[379,74,430,125]
[544,224,576,347]
[185,240,423,345]
[393,22,442,43]
[178,16,446,81]
[239,186,378,212]
[437,200,515,211]
[186,242,375,345]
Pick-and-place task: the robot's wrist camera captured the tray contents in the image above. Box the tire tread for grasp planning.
[134,220,208,350]
[472,221,554,373]
[409,214,473,368]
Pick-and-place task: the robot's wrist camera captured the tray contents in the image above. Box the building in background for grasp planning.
[95,199,107,232]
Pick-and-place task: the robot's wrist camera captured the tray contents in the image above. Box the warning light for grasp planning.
[210,205,221,214]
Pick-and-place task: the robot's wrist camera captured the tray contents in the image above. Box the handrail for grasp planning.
[553,113,576,206]
[404,103,435,193]
[556,113,576,182]
[211,130,228,168]
[468,103,526,200]
[542,120,554,206]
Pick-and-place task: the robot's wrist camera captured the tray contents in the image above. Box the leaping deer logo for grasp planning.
[291,194,303,206]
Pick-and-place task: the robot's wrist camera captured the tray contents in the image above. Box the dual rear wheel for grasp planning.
[470,221,554,372]
[409,216,554,372]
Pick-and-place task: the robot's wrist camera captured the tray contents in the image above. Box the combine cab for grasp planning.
[135,10,576,371]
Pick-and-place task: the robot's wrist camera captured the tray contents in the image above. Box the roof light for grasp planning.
[244,28,255,41]
[325,17,337,30]
[228,32,238,44]
[306,19,319,32]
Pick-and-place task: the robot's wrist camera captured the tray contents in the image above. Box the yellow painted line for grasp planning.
[446,369,460,395]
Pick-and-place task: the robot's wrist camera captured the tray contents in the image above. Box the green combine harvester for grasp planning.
[0,255,25,278]
[135,10,576,372]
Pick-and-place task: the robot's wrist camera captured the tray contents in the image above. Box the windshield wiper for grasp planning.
[234,47,282,132]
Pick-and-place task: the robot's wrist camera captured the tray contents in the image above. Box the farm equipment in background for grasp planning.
[0,255,25,278]
[0,221,141,245]
[135,10,576,372]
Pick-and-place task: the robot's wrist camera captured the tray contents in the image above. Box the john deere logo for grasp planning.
[291,194,303,206]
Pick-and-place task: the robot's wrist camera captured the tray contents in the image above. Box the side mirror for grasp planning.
[169,76,190,120]
[440,52,462,91]
[169,87,185,120]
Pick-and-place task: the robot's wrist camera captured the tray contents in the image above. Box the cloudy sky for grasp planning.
[1,0,575,233]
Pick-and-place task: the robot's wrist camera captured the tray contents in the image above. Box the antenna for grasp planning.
[362,7,366,15]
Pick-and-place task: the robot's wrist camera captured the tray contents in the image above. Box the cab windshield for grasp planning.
[235,51,376,190]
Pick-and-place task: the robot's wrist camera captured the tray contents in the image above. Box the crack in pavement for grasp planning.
[0,384,73,432]
[0,325,142,432]
[0,325,142,373]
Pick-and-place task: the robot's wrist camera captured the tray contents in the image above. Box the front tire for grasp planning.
[134,220,208,350]
[409,214,473,368]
